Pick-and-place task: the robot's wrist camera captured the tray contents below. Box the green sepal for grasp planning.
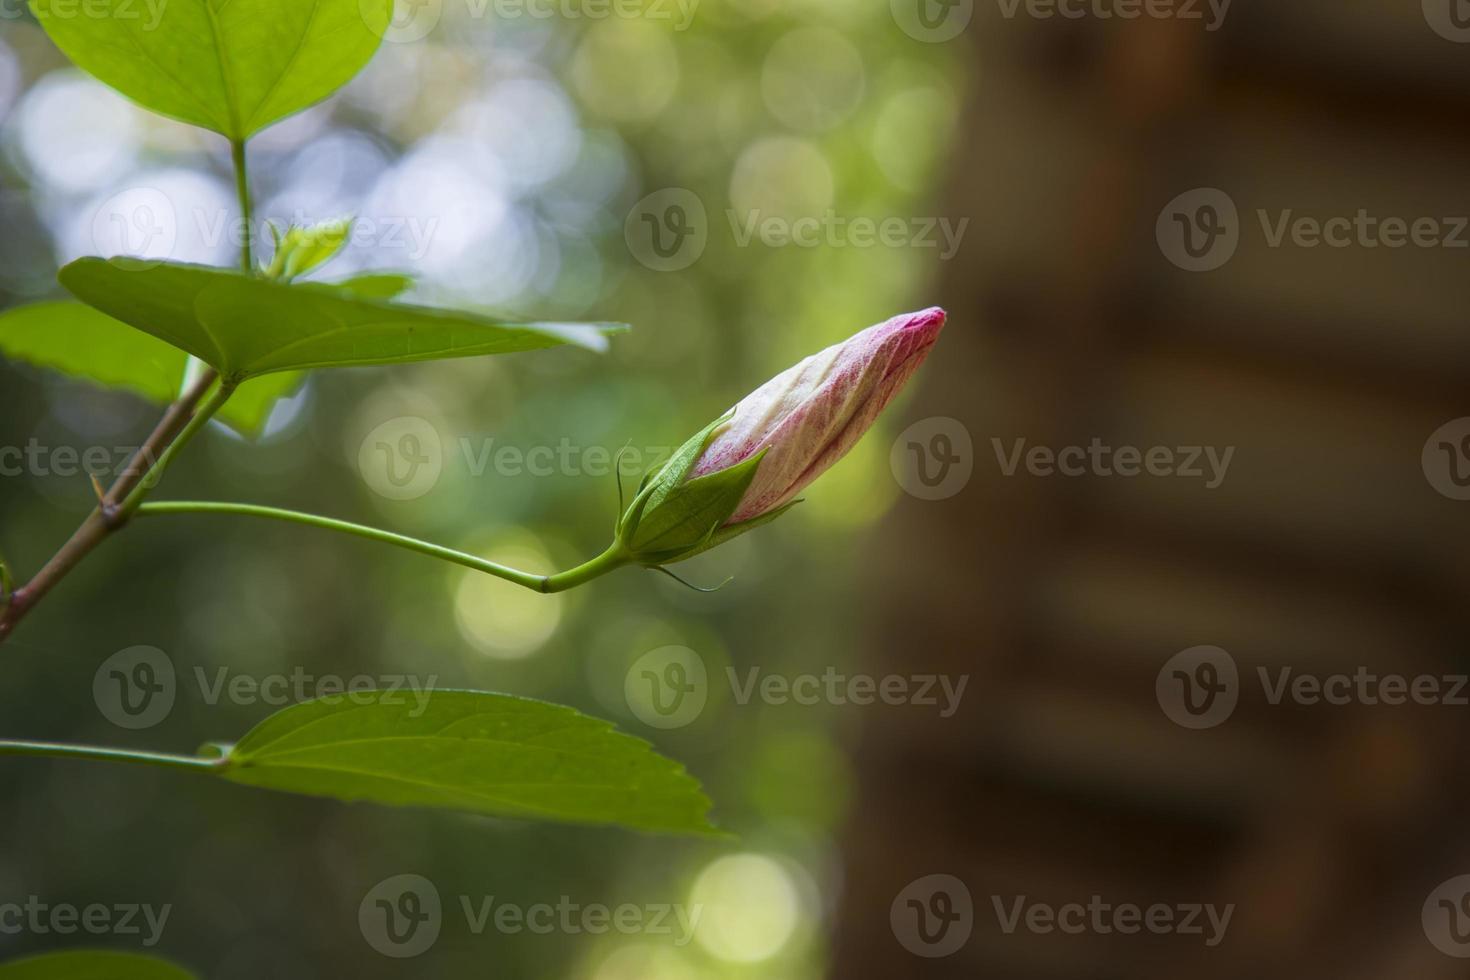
[616,409,732,538]
[656,498,803,566]
[623,448,766,561]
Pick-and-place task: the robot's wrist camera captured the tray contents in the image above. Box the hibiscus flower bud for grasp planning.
[615,308,945,568]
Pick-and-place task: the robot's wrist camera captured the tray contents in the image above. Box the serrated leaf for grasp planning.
[0,951,195,980]
[28,0,392,139]
[0,301,296,438]
[217,690,717,834]
[58,258,623,381]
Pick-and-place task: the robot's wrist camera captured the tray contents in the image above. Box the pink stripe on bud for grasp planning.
[692,307,946,524]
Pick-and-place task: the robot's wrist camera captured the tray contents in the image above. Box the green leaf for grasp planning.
[0,301,182,405]
[0,301,295,438]
[28,0,393,139]
[0,951,195,980]
[217,690,717,835]
[328,272,416,299]
[263,217,353,281]
[59,258,622,381]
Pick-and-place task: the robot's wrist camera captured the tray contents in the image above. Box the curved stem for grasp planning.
[135,501,630,594]
[0,739,226,773]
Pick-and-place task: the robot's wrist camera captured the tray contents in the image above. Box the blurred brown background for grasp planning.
[839,2,1470,977]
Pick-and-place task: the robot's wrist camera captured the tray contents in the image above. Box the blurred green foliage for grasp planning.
[0,0,960,975]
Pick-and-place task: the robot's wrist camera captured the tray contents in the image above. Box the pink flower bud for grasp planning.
[691,307,946,524]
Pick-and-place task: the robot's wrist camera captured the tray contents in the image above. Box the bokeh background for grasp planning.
[3,0,1470,977]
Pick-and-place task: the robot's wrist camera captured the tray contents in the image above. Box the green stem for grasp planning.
[0,740,225,773]
[116,380,238,520]
[231,138,253,274]
[135,501,631,594]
